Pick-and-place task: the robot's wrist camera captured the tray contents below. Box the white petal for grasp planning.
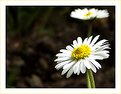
[93,39,108,49]
[56,53,71,57]
[83,38,88,44]
[60,49,71,54]
[63,61,75,69]
[97,53,109,59]
[96,10,109,18]
[73,40,78,47]
[54,57,70,62]
[89,55,104,60]
[61,62,75,75]
[77,64,81,75]
[83,59,91,69]
[73,61,80,74]
[55,60,71,69]
[88,62,97,73]
[77,60,83,75]
[90,35,100,46]
[93,50,109,54]
[77,37,82,45]
[94,45,110,51]
[66,45,73,51]
[77,65,81,75]
[61,68,69,75]
[87,36,93,44]
[88,58,101,69]
[66,66,74,78]
[92,51,109,59]
[80,61,86,73]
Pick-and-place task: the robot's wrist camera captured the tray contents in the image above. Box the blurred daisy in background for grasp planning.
[70,8,109,20]
[55,35,110,78]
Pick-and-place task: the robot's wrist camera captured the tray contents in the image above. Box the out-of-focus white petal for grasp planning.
[96,10,109,18]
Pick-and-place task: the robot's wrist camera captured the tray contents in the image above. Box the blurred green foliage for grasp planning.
[6,7,71,36]
[7,7,55,36]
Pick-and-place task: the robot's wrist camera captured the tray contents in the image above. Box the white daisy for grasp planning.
[55,35,110,78]
[70,8,109,20]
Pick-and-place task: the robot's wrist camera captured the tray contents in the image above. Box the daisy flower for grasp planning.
[55,35,110,78]
[70,8,109,20]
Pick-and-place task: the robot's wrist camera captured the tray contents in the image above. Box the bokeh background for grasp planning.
[6,6,115,88]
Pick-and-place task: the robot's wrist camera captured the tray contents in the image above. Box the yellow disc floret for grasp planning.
[72,45,91,60]
[85,11,93,17]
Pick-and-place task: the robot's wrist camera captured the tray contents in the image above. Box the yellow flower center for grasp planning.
[71,45,91,60]
[85,11,93,17]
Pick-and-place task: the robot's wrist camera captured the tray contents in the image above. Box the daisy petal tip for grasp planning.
[81,71,86,74]
[54,59,57,62]
[93,69,97,73]
[61,72,64,76]
[96,35,100,38]
[99,66,102,68]
[66,75,70,78]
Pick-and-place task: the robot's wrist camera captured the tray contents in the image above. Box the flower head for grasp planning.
[70,8,109,20]
[55,35,110,78]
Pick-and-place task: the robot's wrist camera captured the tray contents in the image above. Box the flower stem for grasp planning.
[86,69,95,88]
[87,23,92,37]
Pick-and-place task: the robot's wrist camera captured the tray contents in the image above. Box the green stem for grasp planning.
[86,70,91,88]
[87,23,92,37]
[86,69,95,88]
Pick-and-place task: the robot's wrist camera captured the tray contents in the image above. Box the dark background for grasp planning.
[6,6,115,88]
